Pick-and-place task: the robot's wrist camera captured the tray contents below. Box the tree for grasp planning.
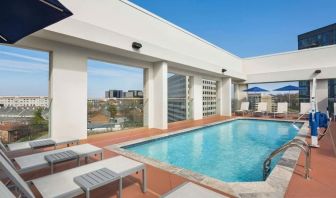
[32,108,45,125]
[108,104,117,118]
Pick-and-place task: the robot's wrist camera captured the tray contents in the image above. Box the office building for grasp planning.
[168,74,189,122]
[105,90,123,98]
[0,96,49,108]
[298,23,336,50]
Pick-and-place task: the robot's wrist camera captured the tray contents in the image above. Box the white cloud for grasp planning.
[0,59,48,73]
[0,51,48,63]
[88,66,143,79]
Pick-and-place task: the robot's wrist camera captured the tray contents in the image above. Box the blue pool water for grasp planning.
[125,119,302,182]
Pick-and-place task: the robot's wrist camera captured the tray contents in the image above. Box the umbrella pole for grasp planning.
[289,91,290,110]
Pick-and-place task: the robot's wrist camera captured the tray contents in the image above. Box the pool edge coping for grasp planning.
[105,117,309,198]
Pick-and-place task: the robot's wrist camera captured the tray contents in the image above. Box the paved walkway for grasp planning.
[285,121,336,198]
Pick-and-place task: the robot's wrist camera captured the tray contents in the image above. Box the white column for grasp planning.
[148,61,168,129]
[312,79,329,113]
[143,68,153,127]
[49,49,87,140]
[190,75,203,120]
[218,77,232,116]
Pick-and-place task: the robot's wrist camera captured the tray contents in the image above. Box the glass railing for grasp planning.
[232,95,311,114]
[0,106,49,144]
[87,98,144,135]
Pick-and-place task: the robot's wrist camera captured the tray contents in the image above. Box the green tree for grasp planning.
[108,104,117,118]
[32,108,45,125]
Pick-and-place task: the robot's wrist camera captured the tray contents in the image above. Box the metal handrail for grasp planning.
[263,139,311,180]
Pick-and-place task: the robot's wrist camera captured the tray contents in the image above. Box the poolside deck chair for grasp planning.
[0,155,146,198]
[253,102,268,117]
[0,144,103,174]
[273,102,288,118]
[2,137,79,153]
[161,182,228,198]
[298,102,311,119]
[235,102,250,116]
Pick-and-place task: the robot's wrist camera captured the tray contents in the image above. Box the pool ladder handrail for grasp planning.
[263,138,311,180]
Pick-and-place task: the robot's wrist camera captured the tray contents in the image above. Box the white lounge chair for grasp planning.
[2,137,80,153]
[299,102,311,119]
[235,102,250,116]
[0,144,103,174]
[253,102,268,117]
[273,102,288,118]
[0,155,146,198]
[161,182,228,198]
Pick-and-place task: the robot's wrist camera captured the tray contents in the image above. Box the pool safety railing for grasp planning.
[292,110,310,130]
[263,138,311,180]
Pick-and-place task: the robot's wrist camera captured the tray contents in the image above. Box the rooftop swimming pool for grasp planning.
[124,119,302,182]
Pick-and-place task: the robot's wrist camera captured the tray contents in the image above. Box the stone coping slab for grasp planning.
[106,118,309,198]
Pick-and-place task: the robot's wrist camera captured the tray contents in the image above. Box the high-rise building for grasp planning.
[299,80,310,103]
[298,23,336,50]
[202,79,217,117]
[0,96,49,107]
[105,90,123,98]
[247,93,261,111]
[125,90,143,98]
[168,74,190,122]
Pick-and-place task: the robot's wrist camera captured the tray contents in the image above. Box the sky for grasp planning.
[132,0,336,57]
[88,60,143,98]
[1,1,335,97]
[0,45,49,96]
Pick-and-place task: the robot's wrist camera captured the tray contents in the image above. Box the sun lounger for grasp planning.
[273,102,288,118]
[0,181,15,198]
[298,102,311,119]
[0,155,146,198]
[161,182,228,198]
[253,102,268,117]
[0,144,103,174]
[3,137,80,153]
[235,102,250,116]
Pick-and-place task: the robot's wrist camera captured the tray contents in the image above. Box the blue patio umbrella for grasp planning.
[273,85,300,108]
[243,87,269,93]
[0,0,73,44]
[273,85,299,92]
[243,87,268,109]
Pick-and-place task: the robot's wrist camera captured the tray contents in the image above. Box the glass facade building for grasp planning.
[298,23,336,50]
[167,74,190,122]
[299,80,310,103]
[328,79,336,115]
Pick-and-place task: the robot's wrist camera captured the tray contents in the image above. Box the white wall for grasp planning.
[35,0,245,80]
[243,45,336,83]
